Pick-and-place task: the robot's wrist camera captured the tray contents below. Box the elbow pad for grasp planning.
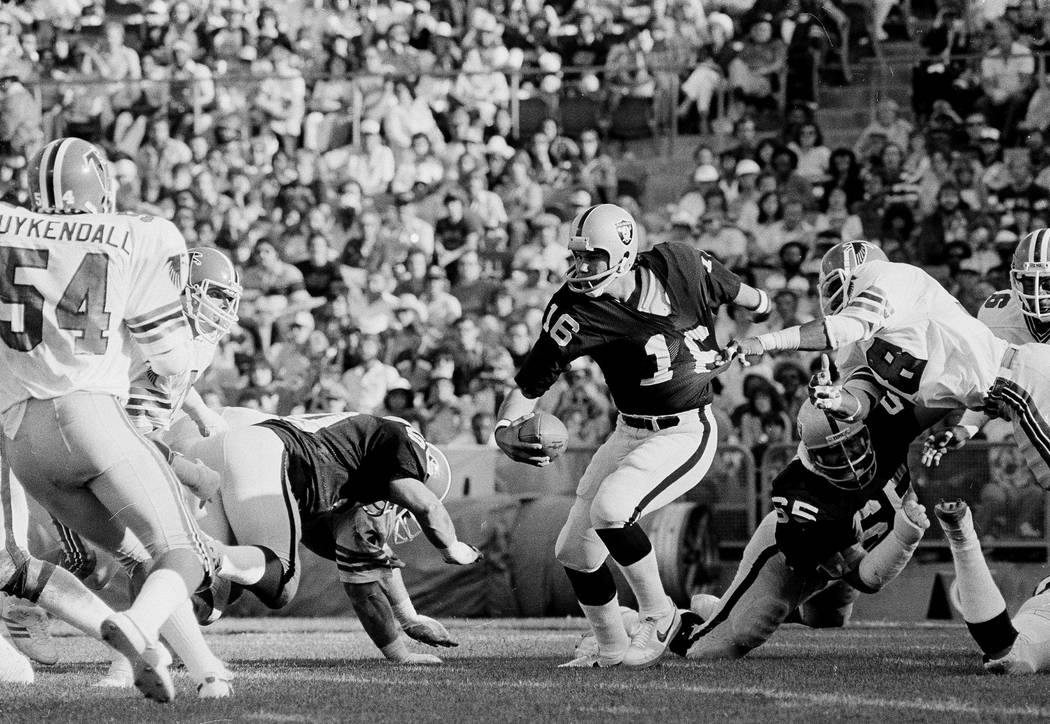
[823,316,869,349]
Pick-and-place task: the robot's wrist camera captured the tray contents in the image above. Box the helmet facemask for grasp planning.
[185,280,241,343]
[807,425,876,490]
[1011,265,1050,322]
[818,269,849,316]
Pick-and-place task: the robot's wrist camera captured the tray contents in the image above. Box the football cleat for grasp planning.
[197,673,234,699]
[934,500,975,545]
[622,600,681,668]
[2,599,58,666]
[100,614,175,703]
[558,650,625,668]
[0,634,34,684]
[985,646,1037,675]
[574,607,640,659]
[96,645,173,689]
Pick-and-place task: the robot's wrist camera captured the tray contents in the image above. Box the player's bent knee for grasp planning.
[248,550,301,610]
[731,596,792,651]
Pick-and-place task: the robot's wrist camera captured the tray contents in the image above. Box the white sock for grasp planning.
[579,598,629,654]
[35,566,114,640]
[160,601,223,680]
[945,513,1007,623]
[127,569,190,640]
[618,550,672,618]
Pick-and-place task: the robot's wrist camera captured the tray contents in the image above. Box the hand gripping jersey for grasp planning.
[979,290,1050,346]
[125,336,218,433]
[255,413,429,517]
[771,396,945,575]
[515,243,741,415]
[0,204,190,413]
[830,260,1009,410]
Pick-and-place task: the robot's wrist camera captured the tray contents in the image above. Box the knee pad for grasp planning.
[595,524,652,567]
[588,496,632,531]
[247,547,300,610]
[1,556,52,604]
[554,524,606,573]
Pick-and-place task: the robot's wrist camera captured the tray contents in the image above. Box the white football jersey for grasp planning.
[978,289,1050,346]
[984,589,1050,674]
[832,260,1008,409]
[125,336,218,433]
[0,204,191,412]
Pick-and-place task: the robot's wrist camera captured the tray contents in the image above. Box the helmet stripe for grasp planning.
[51,139,72,212]
[1040,228,1050,264]
[37,141,56,211]
[574,205,598,237]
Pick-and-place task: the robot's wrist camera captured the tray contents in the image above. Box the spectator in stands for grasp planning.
[296,234,345,300]
[695,209,748,268]
[728,15,786,114]
[497,156,544,249]
[420,266,462,331]
[344,118,396,197]
[451,250,501,317]
[0,62,40,156]
[354,270,401,337]
[818,187,865,242]
[789,121,831,185]
[572,129,618,204]
[731,376,793,463]
[854,100,913,162]
[678,47,725,136]
[341,333,406,414]
[978,20,1035,144]
[435,190,484,281]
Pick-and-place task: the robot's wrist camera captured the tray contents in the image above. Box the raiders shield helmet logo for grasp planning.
[615,219,634,245]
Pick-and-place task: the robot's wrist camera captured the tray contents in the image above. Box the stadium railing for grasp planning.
[759,440,1050,559]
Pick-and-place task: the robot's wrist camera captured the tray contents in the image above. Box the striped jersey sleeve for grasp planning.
[834,282,894,341]
[124,217,191,361]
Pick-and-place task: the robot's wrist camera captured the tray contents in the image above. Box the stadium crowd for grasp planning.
[0,0,1044,481]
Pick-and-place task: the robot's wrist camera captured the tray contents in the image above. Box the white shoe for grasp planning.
[689,593,721,621]
[2,601,58,665]
[100,614,175,703]
[622,600,681,668]
[197,672,234,699]
[0,635,34,683]
[558,649,625,668]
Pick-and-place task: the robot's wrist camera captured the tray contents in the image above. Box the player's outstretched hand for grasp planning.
[808,354,844,413]
[404,615,459,648]
[894,490,929,545]
[494,413,551,467]
[396,652,443,665]
[920,425,972,468]
[441,541,483,565]
[722,338,764,367]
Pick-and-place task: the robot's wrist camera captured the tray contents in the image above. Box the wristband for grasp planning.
[752,290,772,320]
[755,327,801,352]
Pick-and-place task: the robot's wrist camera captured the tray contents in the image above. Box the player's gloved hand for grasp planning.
[920,425,972,468]
[494,413,551,467]
[195,407,229,438]
[894,490,929,546]
[729,337,766,366]
[403,615,459,648]
[440,541,483,565]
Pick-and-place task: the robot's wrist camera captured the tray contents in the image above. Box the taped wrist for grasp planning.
[858,530,920,591]
[380,636,411,662]
[756,327,801,352]
[752,289,772,322]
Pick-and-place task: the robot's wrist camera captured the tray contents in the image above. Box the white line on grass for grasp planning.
[279,672,1050,719]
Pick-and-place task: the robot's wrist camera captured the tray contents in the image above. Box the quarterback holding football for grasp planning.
[494,203,772,668]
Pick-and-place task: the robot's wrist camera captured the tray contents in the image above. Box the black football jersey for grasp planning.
[770,396,947,574]
[255,413,429,518]
[514,243,741,415]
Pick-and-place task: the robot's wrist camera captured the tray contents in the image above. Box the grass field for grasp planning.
[1,617,1048,723]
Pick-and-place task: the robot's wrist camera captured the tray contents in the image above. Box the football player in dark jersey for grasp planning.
[493,203,774,668]
[670,390,941,659]
[176,410,480,664]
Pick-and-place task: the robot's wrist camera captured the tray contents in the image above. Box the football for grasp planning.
[513,412,569,459]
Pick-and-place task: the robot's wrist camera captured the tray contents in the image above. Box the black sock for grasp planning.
[967,608,1018,658]
[564,564,617,607]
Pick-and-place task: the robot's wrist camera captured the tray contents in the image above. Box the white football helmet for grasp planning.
[1012,229,1050,322]
[797,400,876,490]
[565,203,639,297]
[183,247,242,343]
[817,240,887,316]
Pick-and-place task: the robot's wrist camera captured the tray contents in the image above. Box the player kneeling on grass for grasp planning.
[661,397,932,659]
[932,499,1050,674]
[167,409,477,664]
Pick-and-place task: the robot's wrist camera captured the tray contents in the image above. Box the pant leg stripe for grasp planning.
[629,409,713,525]
[693,544,780,641]
[278,448,299,590]
[995,381,1050,462]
